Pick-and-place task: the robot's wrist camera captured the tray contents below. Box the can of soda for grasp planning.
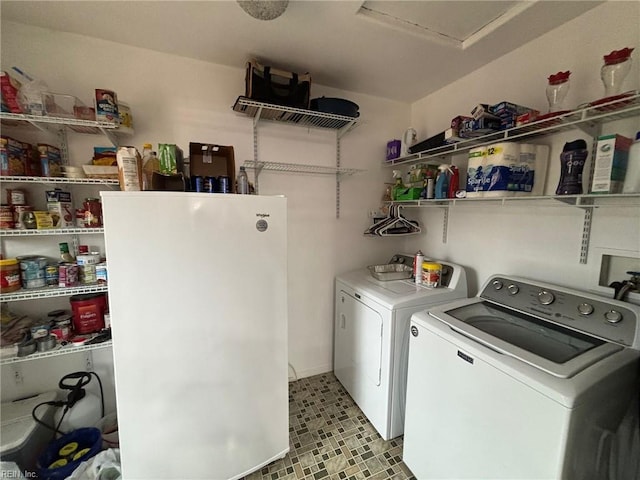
[218,175,230,193]
[205,176,217,193]
[192,176,204,192]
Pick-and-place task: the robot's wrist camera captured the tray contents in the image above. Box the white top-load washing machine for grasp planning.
[403,274,640,480]
[334,254,468,441]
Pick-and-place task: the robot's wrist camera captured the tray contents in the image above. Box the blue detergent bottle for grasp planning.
[435,164,451,199]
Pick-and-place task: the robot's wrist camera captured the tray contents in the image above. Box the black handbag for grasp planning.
[245,60,311,109]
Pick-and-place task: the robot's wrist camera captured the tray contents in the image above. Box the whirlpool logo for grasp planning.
[256,213,270,218]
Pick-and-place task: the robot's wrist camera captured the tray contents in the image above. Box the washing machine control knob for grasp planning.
[605,310,623,323]
[577,303,594,315]
[492,280,504,290]
[507,284,519,295]
[537,290,555,305]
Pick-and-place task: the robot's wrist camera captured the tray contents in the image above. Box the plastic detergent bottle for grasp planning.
[556,139,588,195]
[623,132,640,193]
[435,165,451,199]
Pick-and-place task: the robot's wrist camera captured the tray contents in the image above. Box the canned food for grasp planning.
[45,264,59,286]
[217,175,230,193]
[96,263,108,285]
[192,176,204,192]
[76,254,100,266]
[30,320,51,339]
[79,264,97,284]
[17,256,47,289]
[58,263,79,288]
[422,262,442,288]
[205,176,217,193]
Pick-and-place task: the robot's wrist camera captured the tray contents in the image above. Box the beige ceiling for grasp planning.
[0,1,602,102]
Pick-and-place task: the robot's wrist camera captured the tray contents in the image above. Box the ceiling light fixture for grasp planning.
[237,0,289,21]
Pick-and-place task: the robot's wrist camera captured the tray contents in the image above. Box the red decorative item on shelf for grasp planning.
[602,47,634,98]
[546,71,571,113]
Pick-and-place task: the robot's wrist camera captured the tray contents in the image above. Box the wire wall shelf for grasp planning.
[1,340,112,365]
[233,96,359,135]
[385,91,640,167]
[1,284,108,302]
[243,160,365,178]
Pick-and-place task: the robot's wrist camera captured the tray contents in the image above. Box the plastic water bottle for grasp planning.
[623,132,640,193]
[236,166,250,194]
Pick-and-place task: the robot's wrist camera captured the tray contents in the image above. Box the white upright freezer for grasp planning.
[101,191,289,480]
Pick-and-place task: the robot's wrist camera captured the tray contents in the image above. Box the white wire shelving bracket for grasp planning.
[390,194,640,263]
[232,96,362,218]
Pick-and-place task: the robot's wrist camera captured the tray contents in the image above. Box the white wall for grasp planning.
[404,1,640,295]
[0,20,409,405]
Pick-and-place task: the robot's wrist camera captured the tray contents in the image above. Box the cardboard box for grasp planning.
[37,144,62,177]
[189,143,235,188]
[47,201,74,228]
[591,134,633,194]
[0,71,23,113]
[1,136,25,175]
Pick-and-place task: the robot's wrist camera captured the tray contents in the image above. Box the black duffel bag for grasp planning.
[245,60,311,109]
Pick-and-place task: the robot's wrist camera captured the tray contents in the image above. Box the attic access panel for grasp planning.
[358,0,525,48]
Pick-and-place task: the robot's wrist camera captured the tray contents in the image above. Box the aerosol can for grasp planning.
[414,250,424,284]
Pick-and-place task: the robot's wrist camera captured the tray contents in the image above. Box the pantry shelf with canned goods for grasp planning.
[0,339,112,366]
[1,227,104,236]
[1,175,119,186]
[0,284,108,302]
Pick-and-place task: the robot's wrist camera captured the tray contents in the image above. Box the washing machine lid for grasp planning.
[336,268,466,310]
[429,298,623,379]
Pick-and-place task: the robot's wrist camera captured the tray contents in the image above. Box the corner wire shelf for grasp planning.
[1,175,119,186]
[384,90,640,167]
[1,284,108,302]
[243,160,365,178]
[1,340,112,366]
[232,96,359,137]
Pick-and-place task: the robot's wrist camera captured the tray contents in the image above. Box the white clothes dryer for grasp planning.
[403,274,640,480]
[334,254,468,441]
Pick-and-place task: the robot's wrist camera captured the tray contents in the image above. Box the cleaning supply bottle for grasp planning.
[391,170,404,201]
[556,139,588,195]
[447,166,459,198]
[435,165,451,199]
[623,131,640,193]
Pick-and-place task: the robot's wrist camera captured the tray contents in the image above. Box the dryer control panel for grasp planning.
[479,275,640,348]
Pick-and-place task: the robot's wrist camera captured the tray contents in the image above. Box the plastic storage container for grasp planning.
[1,392,58,471]
[0,258,21,293]
[70,293,107,334]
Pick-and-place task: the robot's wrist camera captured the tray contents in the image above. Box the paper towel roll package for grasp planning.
[466,146,487,198]
[484,142,518,197]
[506,143,550,196]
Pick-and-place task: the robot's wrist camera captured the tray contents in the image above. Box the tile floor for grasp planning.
[241,373,416,480]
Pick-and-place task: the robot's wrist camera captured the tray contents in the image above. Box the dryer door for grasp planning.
[335,290,383,391]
